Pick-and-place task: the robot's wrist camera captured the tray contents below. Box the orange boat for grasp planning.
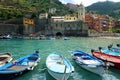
[91,50,120,69]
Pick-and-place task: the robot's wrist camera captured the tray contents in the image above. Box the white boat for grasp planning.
[0,53,12,66]
[63,37,70,40]
[3,35,12,39]
[46,53,74,80]
[72,50,105,76]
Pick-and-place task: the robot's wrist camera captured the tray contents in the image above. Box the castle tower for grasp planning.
[78,3,85,21]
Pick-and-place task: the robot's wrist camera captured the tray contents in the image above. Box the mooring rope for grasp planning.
[39,68,46,72]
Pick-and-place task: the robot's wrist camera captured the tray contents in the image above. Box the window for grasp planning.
[56,24,58,27]
[64,27,66,30]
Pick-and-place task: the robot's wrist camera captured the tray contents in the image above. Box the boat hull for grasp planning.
[75,60,104,76]
[72,50,105,76]
[92,51,120,69]
[0,69,29,80]
[47,68,71,80]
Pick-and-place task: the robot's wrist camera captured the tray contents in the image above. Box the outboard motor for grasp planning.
[91,49,95,53]
[98,47,102,51]
[108,45,112,50]
[109,44,113,48]
[117,44,120,47]
[35,50,39,53]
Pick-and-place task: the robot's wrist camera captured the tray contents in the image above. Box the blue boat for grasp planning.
[72,50,105,76]
[99,44,120,56]
[0,51,40,80]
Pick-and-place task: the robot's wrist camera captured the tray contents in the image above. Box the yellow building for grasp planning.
[64,15,78,22]
[23,18,34,25]
[23,17,35,35]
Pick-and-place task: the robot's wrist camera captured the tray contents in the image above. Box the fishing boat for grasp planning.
[72,50,104,76]
[91,50,120,69]
[0,35,12,39]
[46,52,74,80]
[98,44,120,56]
[0,53,12,66]
[0,51,40,80]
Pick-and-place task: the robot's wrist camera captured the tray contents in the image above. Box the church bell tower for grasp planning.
[78,3,85,21]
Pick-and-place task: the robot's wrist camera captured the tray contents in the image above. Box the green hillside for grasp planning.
[1,0,120,20]
[86,1,120,19]
[0,0,72,20]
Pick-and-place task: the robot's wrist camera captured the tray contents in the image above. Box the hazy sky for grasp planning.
[59,0,120,6]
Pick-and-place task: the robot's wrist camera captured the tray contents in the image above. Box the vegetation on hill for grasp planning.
[1,0,120,20]
[0,0,73,20]
[86,1,120,19]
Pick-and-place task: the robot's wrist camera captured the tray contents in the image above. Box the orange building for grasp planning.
[85,14,93,27]
[85,13,101,32]
[85,12,113,33]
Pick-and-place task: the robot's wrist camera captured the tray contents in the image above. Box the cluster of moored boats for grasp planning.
[0,51,40,80]
[0,44,120,80]
[91,44,120,69]
[45,44,120,80]
[0,35,12,39]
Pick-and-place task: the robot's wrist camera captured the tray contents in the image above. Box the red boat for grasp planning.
[91,50,120,69]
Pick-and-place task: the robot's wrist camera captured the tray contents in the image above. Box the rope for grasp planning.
[39,68,46,72]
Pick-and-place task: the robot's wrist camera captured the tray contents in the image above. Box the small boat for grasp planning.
[63,37,70,40]
[46,52,74,80]
[0,51,40,80]
[98,44,120,56]
[0,35,12,39]
[91,50,120,69]
[0,53,12,66]
[72,50,104,76]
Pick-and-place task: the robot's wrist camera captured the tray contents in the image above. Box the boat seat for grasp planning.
[0,57,7,61]
[28,56,38,61]
[74,53,82,56]
[81,56,91,60]
[8,65,29,70]
[56,61,64,65]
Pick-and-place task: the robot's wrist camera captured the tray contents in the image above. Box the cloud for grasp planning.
[59,0,66,4]
[59,0,73,4]
[59,0,120,7]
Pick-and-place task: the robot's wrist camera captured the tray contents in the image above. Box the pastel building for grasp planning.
[64,15,78,22]
[85,11,114,33]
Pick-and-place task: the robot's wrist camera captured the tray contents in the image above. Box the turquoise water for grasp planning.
[0,37,120,80]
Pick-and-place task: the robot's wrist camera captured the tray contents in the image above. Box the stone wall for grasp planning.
[0,24,19,35]
[49,20,88,36]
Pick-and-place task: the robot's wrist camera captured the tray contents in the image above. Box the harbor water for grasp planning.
[0,37,120,80]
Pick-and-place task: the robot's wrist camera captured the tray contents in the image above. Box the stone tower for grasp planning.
[78,3,85,21]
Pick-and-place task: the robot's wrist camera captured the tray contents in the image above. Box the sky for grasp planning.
[59,0,120,7]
